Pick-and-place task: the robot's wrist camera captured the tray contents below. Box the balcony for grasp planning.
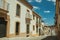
[26,13,32,24]
[26,13,32,20]
[0,0,9,13]
[36,20,39,26]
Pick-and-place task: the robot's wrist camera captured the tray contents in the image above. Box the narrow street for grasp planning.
[41,36,58,40]
[0,35,48,40]
[0,0,59,40]
[0,35,58,40]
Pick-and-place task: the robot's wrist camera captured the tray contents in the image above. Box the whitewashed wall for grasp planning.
[7,0,33,35]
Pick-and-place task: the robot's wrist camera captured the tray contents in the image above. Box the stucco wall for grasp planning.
[6,0,41,37]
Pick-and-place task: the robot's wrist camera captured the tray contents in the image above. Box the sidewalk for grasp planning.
[0,35,48,40]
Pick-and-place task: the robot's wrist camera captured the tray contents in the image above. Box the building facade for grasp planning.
[0,0,41,38]
[40,22,45,35]
[44,26,51,36]
[32,11,41,37]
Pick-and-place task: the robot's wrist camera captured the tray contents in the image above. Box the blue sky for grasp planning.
[26,0,56,26]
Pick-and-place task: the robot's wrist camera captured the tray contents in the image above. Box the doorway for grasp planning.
[39,28,41,36]
[16,22,20,35]
[26,24,29,37]
[0,17,7,38]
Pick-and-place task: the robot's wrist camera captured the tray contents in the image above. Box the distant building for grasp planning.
[49,26,57,36]
[40,23,51,36]
[32,11,41,37]
[0,0,41,38]
[43,26,51,36]
[40,22,45,35]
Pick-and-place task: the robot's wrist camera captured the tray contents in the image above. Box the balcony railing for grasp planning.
[26,13,32,20]
[0,0,9,12]
[25,13,32,24]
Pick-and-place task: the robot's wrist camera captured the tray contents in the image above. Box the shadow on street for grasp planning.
[41,36,59,40]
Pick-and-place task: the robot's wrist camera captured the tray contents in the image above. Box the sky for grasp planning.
[26,0,56,26]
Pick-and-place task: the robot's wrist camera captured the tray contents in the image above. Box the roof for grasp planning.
[32,11,41,18]
[19,0,33,9]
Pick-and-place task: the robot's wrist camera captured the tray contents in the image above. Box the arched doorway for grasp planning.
[0,17,7,38]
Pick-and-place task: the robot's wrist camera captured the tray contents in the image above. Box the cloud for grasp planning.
[33,6,40,10]
[43,18,47,20]
[27,0,42,3]
[42,18,47,20]
[35,0,42,3]
[52,0,56,5]
[47,0,56,5]
[52,0,56,2]
[47,0,56,2]
[47,0,51,1]
[27,0,33,2]
[44,10,50,13]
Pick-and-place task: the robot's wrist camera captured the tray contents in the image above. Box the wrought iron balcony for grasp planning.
[0,0,9,13]
[25,13,32,24]
[26,13,32,20]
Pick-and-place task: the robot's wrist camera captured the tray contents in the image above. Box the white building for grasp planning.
[40,22,51,36]
[0,0,41,38]
[40,22,45,35]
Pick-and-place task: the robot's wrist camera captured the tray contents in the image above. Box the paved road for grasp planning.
[41,36,58,40]
[0,35,48,40]
[8,36,47,40]
[0,35,58,40]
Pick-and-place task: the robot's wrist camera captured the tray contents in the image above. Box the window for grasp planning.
[27,10,29,12]
[26,24,29,34]
[39,19,40,24]
[33,25,35,30]
[16,22,19,35]
[16,4,20,17]
[33,15,35,20]
[36,25,38,33]
[27,10,30,14]
[26,9,30,18]
[36,17,38,23]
